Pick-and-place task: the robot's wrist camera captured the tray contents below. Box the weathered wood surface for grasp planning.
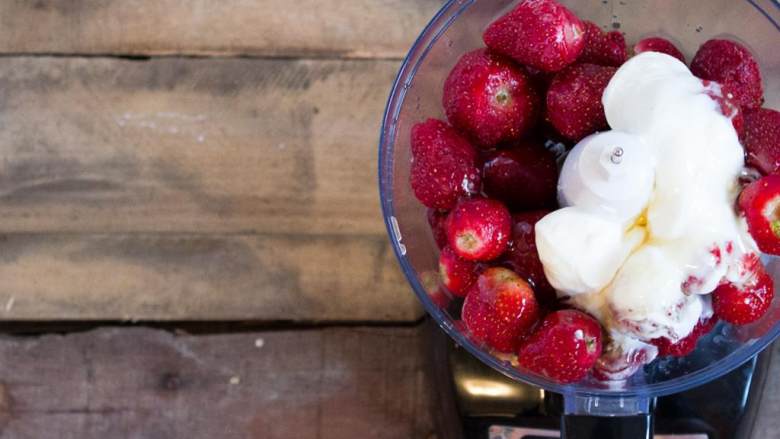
[751,341,780,438]
[0,0,443,59]
[0,234,418,321]
[0,56,422,321]
[0,57,396,236]
[0,326,435,439]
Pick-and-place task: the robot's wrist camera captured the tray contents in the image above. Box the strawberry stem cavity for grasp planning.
[771,220,780,239]
[457,232,479,251]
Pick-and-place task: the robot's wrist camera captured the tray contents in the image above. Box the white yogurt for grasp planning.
[536,52,756,346]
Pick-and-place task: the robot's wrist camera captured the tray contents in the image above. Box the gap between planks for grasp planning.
[0,52,407,62]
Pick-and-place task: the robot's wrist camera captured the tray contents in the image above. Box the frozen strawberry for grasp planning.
[578,21,627,67]
[446,198,512,261]
[411,118,476,162]
[462,267,540,352]
[743,108,780,175]
[410,119,481,209]
[483,0,586,73]
[427,208,449,249]
[651,316,717,357]
[739,175,780,255]
[517,309,602,383]
[633,37,685,63]
[420,270,452,309]
[546,63,617,140]
[703,80,745,135]
[690,39,764,109]
[443,49,540,148]
[713,266,774,325]
[593,338,657,382]
[429,287,453,309]
[439,246,480,297]
[502,211,557,305]
[482,140,558,211]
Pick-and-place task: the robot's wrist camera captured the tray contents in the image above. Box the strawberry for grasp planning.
[501,211,557,306]
[546,63,617,140]
[462,267,540,352]
[482,140,558,211]
[713,265,774,325]
[427,208,449,249]
[738,175,780,255]
[483,0,586,73]
[593,337,657,382]
[703,80,745,135]
[633,37,685,63]
[429,287,452,309]
[443,49,540,149]
[411,118,476,162]
[690,39,764,109]
[743,108,780,175]
[578,21,627,67]
[409,119,481,209]
[651,316,718,357]
[517,309,602,383]
[420,270,452,309]
[439,246,480,297]
[446,198,512,261]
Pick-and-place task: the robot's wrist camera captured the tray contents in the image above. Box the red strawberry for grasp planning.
[713,266,774,325]
[738,175,780,255]
[483,0,586,73]
[633,37,685,63]
[439,246,480,297]
[651,316,717,357]
[703,80,745,135]
[410,119,481,209]
[446,198,512,261]
[411,118,476,162]
[462,267,540,352]
[593,338,656,382]
[578,21,627,67]
[546,63,617,140]
[482,140,558,211]
[429,287,452,309]
[420,270,452,309]
[427,208,449,249]
[690,39,764,109]
[502,211,557,305]
[443,49,540,148]
[743,108,780,175]
[517,309,602,383]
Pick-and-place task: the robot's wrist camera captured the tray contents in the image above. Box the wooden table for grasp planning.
[1,2,779,438]
[0,1,443,437]
[0,0,446,322]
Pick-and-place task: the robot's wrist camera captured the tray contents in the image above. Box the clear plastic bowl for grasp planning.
[379,0,780,430]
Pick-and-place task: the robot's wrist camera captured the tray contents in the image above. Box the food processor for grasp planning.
[378,0,780,438]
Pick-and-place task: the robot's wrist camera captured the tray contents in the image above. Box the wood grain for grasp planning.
[0,233,418,321]
[0,56,396,236]
[0,0,443,59]
[0,326,435,439]
[0,56,425,321]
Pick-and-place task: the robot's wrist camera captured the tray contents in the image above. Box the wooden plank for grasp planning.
[0,233,420,321]
[0,326,435,439]
[751,342,780,439]
[0,56,398,236]
[0,0,443,59]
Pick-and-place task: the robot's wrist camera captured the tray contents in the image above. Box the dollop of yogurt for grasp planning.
[536,52,757,351]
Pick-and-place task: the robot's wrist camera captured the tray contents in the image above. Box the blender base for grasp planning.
[424,320,774,439]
